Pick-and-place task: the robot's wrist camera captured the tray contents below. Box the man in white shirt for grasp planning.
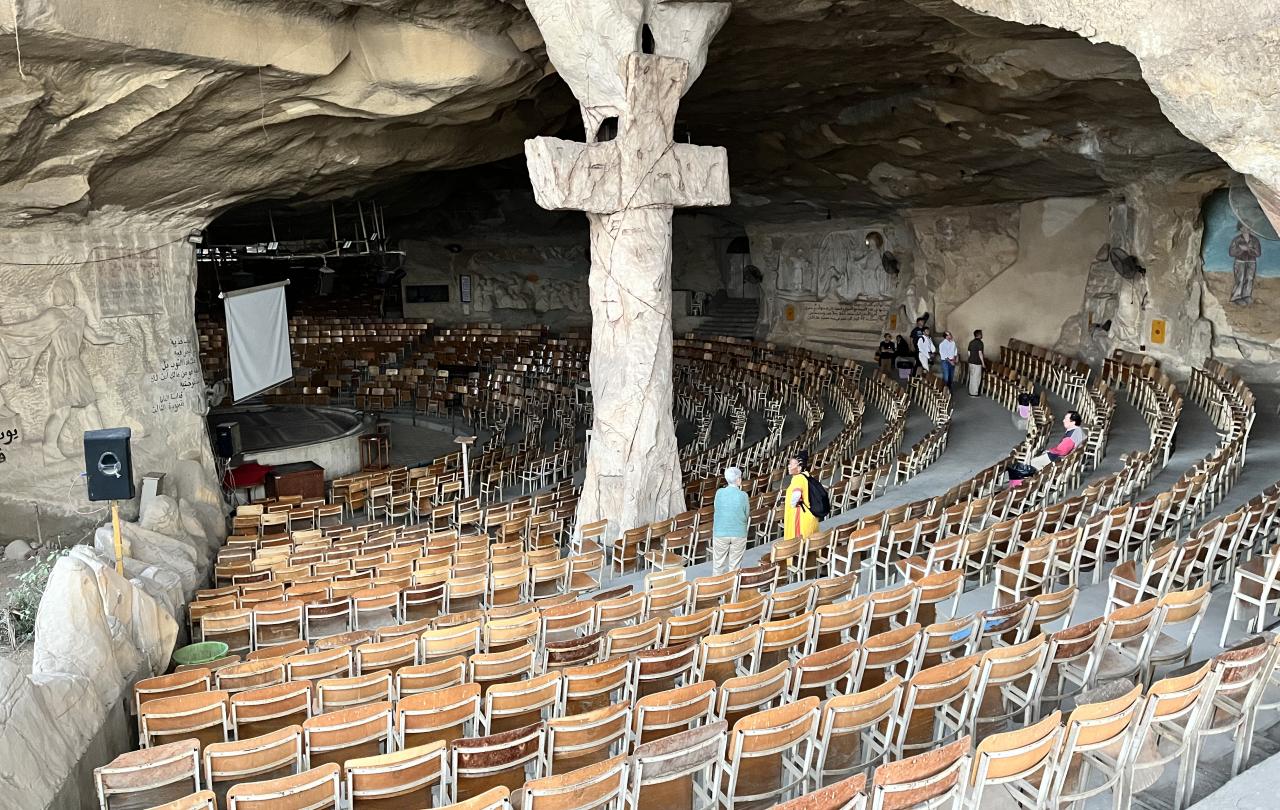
[916,327,936,377]
[938,330,958,389]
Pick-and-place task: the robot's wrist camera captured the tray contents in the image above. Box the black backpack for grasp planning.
[804,475,831,519]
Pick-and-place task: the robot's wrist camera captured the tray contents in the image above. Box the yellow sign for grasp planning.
[784,304,796,322]
[889,313,898,330]
[1150,319,1166,345]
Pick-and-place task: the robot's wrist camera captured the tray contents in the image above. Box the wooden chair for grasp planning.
[203,726,304,807]
[316,670,394,713]
[450,722,548,803]
[561,656,632,717]
[633,681,717,747]
[302,702,394,770]
[759,612,816,669]
[397,655,467,697]
[225,763,341,810]
[696,626,761,684]
[868,736,970,810]
[604,618,663,659]
[629,644,699,699]
[972,634,1049,735]
[789,640,859,702]
[894,657,979,759]
[1182,637,1279,799]
[813,677,901,789]
[595,591,647,634]
[437,786,512,810]
[626,720,727,810]
[139,691,231,749]
[230,682,312,740]
[1123,662,1215,810]
[961,711,1061,809]
[215,660,286,696]
[718,697,820,807]
[94,739,201,810]
[285,646,352,682]
[345,741,449,810]
[715,662,792,730]
[1050,683,1142,807]
[133,668,211,714]
[396,682,482,749]
[853,624,921,690]
[355,635,418,677]
[546,702,631,775]
[518,755,629,810]
[470,644,538,694]
[482,671,561,734]
[421,621,483,663]
[814,596,871,650]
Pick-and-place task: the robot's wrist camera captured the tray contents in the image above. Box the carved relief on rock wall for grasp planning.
[463,246,589,314]
[765,227,897,302]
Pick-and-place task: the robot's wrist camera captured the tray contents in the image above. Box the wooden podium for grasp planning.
[265,461,325,500]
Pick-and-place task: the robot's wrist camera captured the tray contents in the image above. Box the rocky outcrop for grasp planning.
[953,0,1280,233]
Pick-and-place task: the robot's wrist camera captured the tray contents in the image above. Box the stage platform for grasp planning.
[210,405,368,479]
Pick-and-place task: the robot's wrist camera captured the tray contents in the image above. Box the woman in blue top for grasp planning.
[712,466,750,575]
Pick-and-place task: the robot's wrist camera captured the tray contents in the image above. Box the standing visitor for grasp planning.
[711,466,750,575]
[938,330,958,390]
[909,316,926,374]
[783,451,820,540]
[894,335,914,383]
[877,332,896,374]
[916,327,936,377]
[967,329,986,397]
[1229,221,1262,305]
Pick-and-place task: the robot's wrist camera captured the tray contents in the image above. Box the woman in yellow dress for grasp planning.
[783,450,820,540]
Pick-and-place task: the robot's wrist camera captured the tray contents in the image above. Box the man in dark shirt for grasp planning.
[876,332,896,373]
[909,317,926,373]
[967,329,985,397]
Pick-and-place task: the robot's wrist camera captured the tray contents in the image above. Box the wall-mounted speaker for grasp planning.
[84,427,135,502]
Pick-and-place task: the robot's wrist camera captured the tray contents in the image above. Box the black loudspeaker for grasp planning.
[214,422,241,459]
[84,427,135,502]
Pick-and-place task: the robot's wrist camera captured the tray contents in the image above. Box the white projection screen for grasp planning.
[224,281,293,402]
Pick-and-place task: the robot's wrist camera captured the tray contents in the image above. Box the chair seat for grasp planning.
[1148,633,1191,666]
[569,573,599,592]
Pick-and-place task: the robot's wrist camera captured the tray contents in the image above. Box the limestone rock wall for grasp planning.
[0,224,221,531]
[954,0,1280,234]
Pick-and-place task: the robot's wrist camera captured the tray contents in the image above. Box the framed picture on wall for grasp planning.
[460,274,472,304]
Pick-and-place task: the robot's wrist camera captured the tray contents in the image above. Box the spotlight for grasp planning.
[186,229,205,246]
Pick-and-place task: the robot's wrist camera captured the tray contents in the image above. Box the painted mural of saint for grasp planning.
[1228,222,1263,305]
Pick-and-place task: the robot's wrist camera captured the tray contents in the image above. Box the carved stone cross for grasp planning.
[525,48,730,539]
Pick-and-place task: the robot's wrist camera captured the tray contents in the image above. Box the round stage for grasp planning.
[209,405,369,479]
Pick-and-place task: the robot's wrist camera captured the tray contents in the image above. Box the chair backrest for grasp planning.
[715,661,792,729]
[302,702,394,770]
[203,725,304,805]
[630,643,699,698]
[225,763,341,810]
[774,773,867,810]
[485,671,562,734]
[546,702,632,775]
[697,626,761,683]
[139,691,231,749]
[396,682,482,749]
[345,740,448,810]
[968,712,1061,805]
[95,739,201,810]
[633,680,717,746]
[450,722,547,803]
[790,640,859,701]
[230,682,312,740]
[627,719,727,809]
[855,624,921,689]
[133,669,211,712]
[519,754,629,810]
[724,697,820,803]
[869,736,970,810]
[316,670,394,713]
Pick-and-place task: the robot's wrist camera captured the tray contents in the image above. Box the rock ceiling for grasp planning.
[0,0,1226,229]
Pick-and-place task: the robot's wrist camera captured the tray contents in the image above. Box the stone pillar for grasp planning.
[523,0,731,537]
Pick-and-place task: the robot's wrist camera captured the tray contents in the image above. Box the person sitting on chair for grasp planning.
[1009,411,1086,486]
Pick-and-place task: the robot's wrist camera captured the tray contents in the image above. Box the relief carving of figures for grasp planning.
[817,231,893,301]
[0,278,127,462]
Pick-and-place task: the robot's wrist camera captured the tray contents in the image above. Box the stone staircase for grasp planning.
[692,297,760,340]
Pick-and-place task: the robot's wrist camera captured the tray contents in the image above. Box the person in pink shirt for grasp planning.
[1009,411,1085,486]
